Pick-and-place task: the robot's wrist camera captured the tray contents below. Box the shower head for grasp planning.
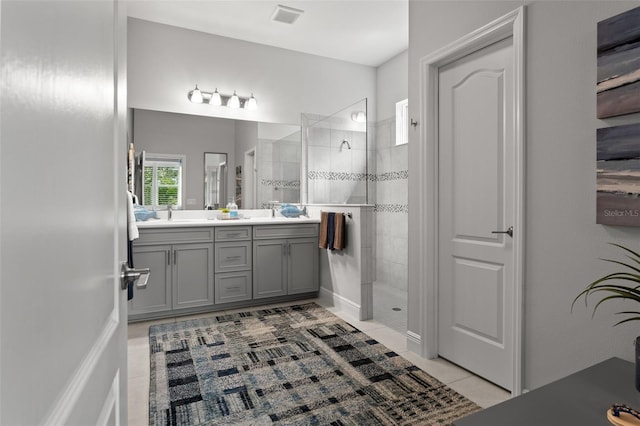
[340,139,351,150]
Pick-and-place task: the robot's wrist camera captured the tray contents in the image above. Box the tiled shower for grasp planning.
[302,98,409,333]
[373,114,408,333]
[255,98,409,333]
[256,129,301,208]
[303,99,369,205]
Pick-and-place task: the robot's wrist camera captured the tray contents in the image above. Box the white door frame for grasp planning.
[416,7,525,395]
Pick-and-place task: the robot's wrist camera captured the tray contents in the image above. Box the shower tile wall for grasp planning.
[307,125,368,204]
[375,116,408,291]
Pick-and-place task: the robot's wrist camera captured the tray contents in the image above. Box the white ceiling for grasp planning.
[126,0,408,67]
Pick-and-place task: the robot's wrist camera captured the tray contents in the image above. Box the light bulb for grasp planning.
[227,91,240,108]
[190,85,203,103]
[210,88,222,106]
[245,93,258,110]
[351,111,366,122]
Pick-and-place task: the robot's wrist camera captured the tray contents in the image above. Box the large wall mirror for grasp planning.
[131,108,301,210]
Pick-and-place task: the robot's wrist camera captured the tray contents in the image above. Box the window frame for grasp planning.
[141,153,186,210]
[395,98,409,146]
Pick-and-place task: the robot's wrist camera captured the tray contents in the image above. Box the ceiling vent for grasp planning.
[271,4,304,24]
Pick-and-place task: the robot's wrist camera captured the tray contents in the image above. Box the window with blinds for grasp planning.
[142,154,185,209]
[395,98,409,146]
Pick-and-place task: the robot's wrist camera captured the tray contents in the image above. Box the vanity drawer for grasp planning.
[215,226,252,242]
[253,224,319,240]
[215,271,252,304]
[215,241,252,273]
[135,227,214,245]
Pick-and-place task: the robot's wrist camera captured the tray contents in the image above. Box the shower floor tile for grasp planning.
[373,281,407,334]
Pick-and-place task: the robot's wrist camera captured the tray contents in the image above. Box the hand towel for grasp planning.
[126,191,138,301]
[333,212,346,250]
[127,190,139,241]
[327,212,336,250]
[319,211,329,249]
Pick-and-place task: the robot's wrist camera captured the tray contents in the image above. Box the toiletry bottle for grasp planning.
[228,197,238,218]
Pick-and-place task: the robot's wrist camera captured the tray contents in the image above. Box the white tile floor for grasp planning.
[127,298,510,425]
[372,281,407,334]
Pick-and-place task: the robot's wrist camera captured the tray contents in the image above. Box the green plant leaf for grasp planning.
[573,244,640,327]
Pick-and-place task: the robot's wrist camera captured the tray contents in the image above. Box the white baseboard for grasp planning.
[406,330,422,355]
[318,287,362,322]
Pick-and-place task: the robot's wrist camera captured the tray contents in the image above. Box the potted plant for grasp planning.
[573,243,640,328]
[573,243,640,423]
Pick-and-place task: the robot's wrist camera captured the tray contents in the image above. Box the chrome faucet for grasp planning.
[267,201,278,217]
[167,204,173,220]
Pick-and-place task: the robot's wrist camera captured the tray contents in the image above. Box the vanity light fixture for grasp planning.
[187,85,257,110]
[245,93,258,111]
[210,88,222,106]
[227,91,240,109]
[190,85,203,104]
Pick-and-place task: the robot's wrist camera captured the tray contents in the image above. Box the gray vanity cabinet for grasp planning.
[172,243,214,309]
[288,237,320,294]
[252,225,319,299]
[130,228,214,316]
[214,226,252,304]
[129,223,319,322]
[129,244,172,315]
[252,240,287,298]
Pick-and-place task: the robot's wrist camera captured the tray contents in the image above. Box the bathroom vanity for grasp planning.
[128,216,320,322]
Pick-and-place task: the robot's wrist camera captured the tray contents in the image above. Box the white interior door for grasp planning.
[0,1,127,424]
[437,36,515,390]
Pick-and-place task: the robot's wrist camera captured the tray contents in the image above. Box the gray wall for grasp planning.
[234,120,259,207]
[376,50,408,121]
[133,109,236,209]
[234,120,258,172]
[408,0,640,390]
[128,18,377,125]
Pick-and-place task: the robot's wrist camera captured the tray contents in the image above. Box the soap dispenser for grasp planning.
[227,197,238,218]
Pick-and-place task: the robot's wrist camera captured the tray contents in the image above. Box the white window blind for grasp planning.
[395,99,409,146]
[142,154,185,209]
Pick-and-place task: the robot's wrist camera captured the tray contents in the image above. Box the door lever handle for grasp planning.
[491,226,513,238]
[120,263,150,290]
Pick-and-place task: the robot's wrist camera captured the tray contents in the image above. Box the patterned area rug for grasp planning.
[149,303,480,425]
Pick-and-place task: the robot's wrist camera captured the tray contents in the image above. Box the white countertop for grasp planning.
[136,216,320,228]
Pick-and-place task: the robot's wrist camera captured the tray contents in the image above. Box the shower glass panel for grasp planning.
[303,98,368,204]
[256,123,301,208]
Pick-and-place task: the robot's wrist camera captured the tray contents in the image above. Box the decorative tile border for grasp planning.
[308,171,370,181]
[377,170,408,181]
[375,203,408,213]
[308,170,408,182]
[260,179,300,188]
